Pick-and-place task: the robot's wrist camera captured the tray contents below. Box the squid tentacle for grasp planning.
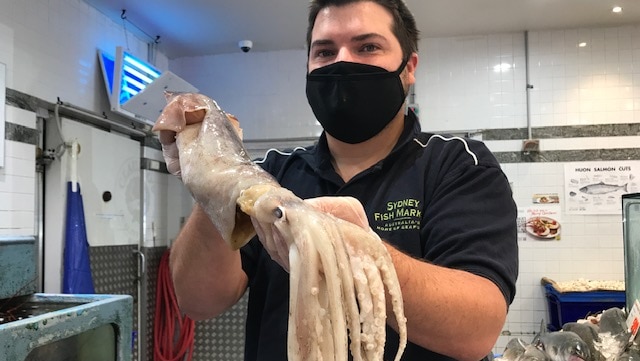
[331,225,364,361]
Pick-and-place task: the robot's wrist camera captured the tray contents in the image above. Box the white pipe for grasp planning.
[525,30,533,140]
[70,140,79,192]
[57,101,148,137]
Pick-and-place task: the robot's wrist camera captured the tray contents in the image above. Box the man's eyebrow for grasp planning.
[310,33,387,48]
[351,33,386,42]
[310,39,335,48]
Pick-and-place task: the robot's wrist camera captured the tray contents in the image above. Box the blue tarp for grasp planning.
[62,181,95,294]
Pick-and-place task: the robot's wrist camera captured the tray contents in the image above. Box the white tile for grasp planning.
[1,156,34,177]
[5,106,36,128]
[0,227,34,236]
[0,210,34,229]
[484,139,522,152]
[0,174,36,193]
[5,140,35,160]
[0,192,35,212]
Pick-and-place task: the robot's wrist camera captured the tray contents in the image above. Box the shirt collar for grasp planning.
[310,109,421,172]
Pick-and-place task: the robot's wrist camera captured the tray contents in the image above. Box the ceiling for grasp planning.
[83,0,640,59]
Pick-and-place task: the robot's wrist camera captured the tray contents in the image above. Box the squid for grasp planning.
[153,93,407,361]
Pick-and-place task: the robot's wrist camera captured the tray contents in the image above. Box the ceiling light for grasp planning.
[612,6,622,13]
[578,42,587,48]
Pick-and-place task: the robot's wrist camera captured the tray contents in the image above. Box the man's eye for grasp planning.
[361,44,379,52]
[316,49,335,58]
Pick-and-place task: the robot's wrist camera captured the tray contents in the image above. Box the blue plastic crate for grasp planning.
[544,283,625,331]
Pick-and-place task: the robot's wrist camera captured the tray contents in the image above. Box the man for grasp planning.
[161,1,518,360]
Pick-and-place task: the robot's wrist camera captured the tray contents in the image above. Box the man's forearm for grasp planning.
[170,204,248,320]
[385,244,507,361]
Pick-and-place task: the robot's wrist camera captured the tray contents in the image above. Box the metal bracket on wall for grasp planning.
[522,139,540,154]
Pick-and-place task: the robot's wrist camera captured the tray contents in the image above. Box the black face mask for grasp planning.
[306,58,409,144]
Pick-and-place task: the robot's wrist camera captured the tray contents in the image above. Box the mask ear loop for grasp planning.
[394,56,411,75]
[395,56,412,100]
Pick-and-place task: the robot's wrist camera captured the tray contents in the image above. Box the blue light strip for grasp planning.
[123,65,155,85]
[122,76,145,91]
[123,53,160,78]
[119,51,161,105]
[122,85,140,96]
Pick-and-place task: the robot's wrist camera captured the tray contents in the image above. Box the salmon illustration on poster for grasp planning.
[565,161,640,215]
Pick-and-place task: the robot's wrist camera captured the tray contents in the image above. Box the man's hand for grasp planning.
[155,106,206,177]
[305,196,371,231]
[252,196,372,272]
[155,100,241,177]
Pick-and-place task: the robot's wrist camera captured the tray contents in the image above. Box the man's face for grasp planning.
[308,1,416,87]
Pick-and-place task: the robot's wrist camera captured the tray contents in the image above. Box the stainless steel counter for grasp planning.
[0,293,132,361]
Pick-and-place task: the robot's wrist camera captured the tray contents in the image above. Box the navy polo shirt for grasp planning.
[240,111,518,361]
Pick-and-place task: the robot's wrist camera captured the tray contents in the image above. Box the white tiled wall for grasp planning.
[0,0,167,108]
[0,106,36,236]
[172,50,322,140]
[527,27,640,127]
[417,26,640,133]
[416,33,529,132]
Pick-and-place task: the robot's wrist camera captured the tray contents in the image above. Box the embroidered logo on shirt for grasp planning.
[372,199,422,232]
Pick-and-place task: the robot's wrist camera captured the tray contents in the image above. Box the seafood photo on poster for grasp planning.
[565,161,640,215]
[517,205,562,241]
[532,193,559,204]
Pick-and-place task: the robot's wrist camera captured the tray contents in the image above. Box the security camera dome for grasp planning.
[238,40,253,53]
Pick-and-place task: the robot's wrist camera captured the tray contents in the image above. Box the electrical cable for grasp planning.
[53,102,68,159]
[154,249,195,361]
[121,9,130,51]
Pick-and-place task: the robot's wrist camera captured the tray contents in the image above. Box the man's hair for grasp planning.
[306,0,419,59]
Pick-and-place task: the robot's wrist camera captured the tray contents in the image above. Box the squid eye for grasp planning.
[273,206,284,219]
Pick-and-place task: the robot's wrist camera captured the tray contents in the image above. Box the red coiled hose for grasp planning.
[154,249,196,361]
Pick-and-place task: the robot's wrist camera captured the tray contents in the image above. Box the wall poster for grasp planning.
[517,203,562,242]
[565,161,640,215]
